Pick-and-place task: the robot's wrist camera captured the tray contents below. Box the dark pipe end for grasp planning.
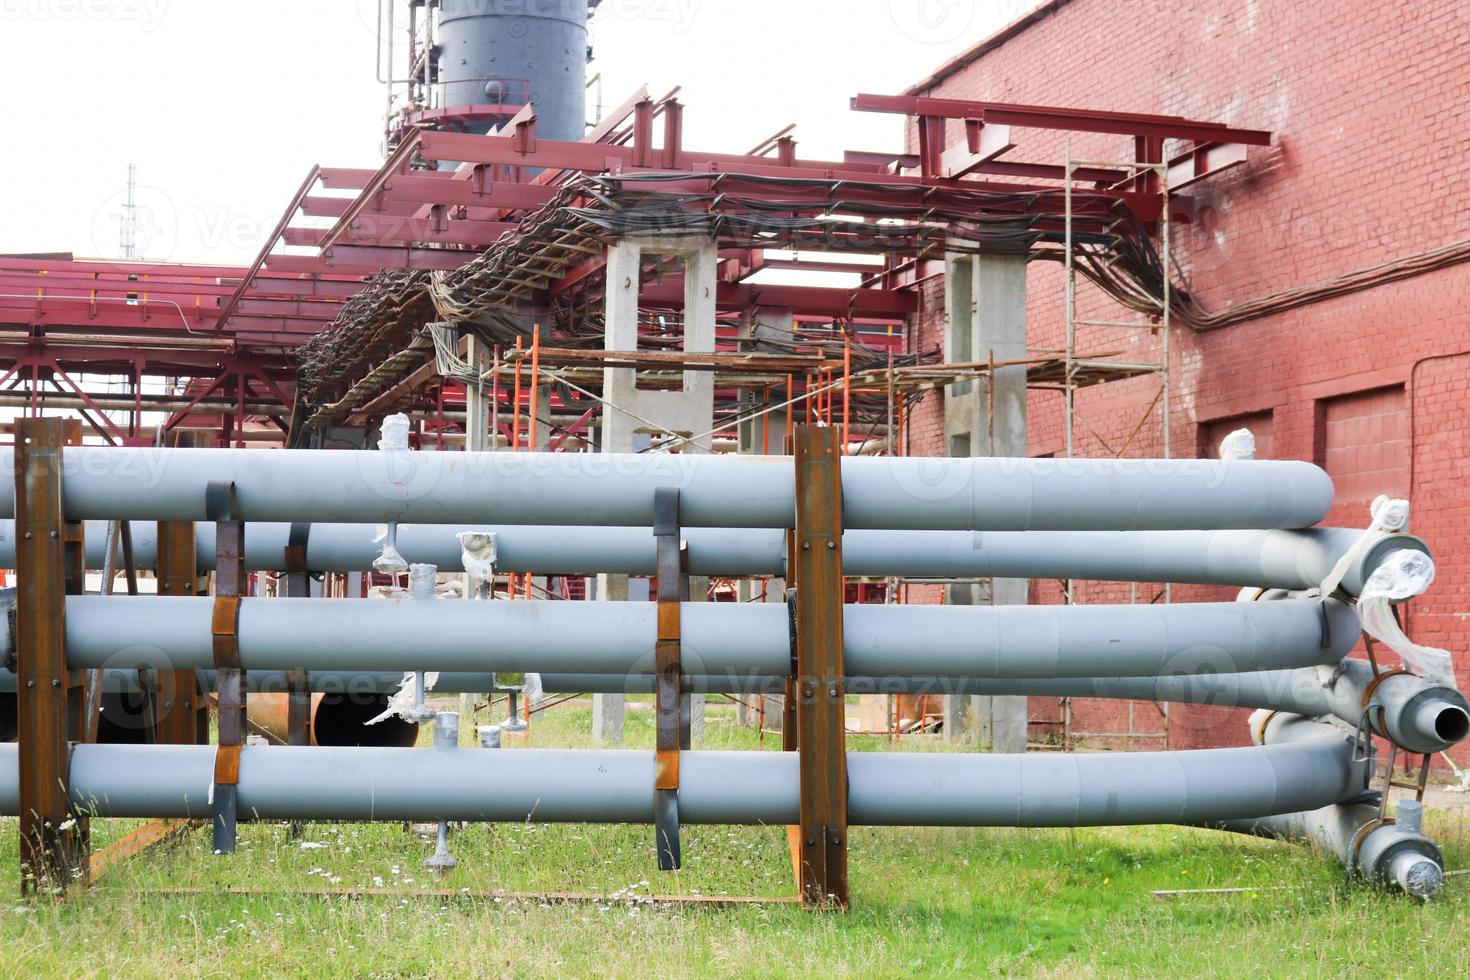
[1435,705,1470,744]
[314,694,420,748]
[0,693,15,742]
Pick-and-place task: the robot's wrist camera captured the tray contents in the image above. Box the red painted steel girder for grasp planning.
[263,245,476,275]
[850,93,1273,146]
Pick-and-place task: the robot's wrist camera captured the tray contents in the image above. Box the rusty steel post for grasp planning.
[653,487,685,870]
[283,522,312,747]
[14,417,87,894]
[793,425,848,908]
[154,516,206,746]
[207,481,245,854]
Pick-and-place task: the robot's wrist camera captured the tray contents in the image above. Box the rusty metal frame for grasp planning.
[653,486,687,870]
[792,425,848,908]
[153,519,206,745]
[206,480,245,854]
[14,417,86,894]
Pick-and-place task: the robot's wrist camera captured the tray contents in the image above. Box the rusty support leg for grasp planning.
[15,417,86,894]
[154,518,205,745]
[653,487,685,870]
[793,425,848,908]
[284,522,312,747]
[207,481,245,855]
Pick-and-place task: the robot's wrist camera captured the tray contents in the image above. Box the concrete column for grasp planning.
[942,251,1029,752]
[464,335,492,453]
[592,235,718,742]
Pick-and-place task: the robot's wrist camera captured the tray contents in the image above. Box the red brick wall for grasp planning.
[906,0,1470,758]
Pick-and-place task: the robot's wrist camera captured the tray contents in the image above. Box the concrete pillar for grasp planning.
[942,251,1030,752]
[592,235,718,743]
[464,335,492,453]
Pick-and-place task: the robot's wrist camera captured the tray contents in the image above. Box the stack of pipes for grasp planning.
[0,445,1461,896]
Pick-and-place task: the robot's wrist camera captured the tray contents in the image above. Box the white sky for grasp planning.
[0,0,1043,266]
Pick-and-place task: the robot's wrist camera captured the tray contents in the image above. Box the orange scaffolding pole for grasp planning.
[528,324,541,451]
[842,338,851,447]
[512,336,524,451]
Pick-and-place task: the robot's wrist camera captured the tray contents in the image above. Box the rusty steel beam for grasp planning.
[154,436,206,748]
[792,426,847,908]
[653,487,686,871]
[14,417,86,894]
[208,481,246,855]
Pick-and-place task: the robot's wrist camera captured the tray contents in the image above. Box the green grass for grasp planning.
[2,701,1468,977]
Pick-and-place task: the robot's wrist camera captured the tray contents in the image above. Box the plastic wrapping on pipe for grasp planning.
[0,725,1363,826]
[457,531,497,595]
[1218,428,1257,462]
[0,522,1423,596]
[1356,549,1456,687]
[0,447,1334,530]
[58,595,1357,679]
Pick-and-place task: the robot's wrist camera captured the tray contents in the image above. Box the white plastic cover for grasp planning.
[457,531,497,595]
[408,563,438,600]
[373,522,409,575]
[1358,549,1457,687]
[367,670,442,726]
[378,413,411,452]
[1318,494,1410,597]
[1218,427,1257,462]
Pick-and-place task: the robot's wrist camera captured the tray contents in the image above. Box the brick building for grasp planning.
[901,0,1470,758]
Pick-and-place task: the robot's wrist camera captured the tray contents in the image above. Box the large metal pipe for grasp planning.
[1209,708,1446,897]
[13,658,1461,757]
[2,522,1420,598]
[535,661,1470,755]
[0,721,1363,826]
[58,594,1357,678]
[0,447,1334,530]
[1214,802,1445,898]
[247,693,420,749]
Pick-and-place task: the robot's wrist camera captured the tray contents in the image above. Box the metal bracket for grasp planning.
[206,481,246,855]
[653,486,686,871]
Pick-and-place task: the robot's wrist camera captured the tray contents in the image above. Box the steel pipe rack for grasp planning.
[3,421,1456,905]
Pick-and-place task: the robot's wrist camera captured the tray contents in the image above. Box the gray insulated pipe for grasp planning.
[532,662,1470,755]
[0,522,1423,599]
[1214,801,1445,899]
[0,717,1364,826]
[54,594,1358,679]
[0,447,1333,530]
[1211,709,1446,897]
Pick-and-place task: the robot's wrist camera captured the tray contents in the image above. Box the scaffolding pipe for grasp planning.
[0,719,1363,826]
[56,595,1358,678]
[0,522,1421,598]
[0,447,1334,530]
